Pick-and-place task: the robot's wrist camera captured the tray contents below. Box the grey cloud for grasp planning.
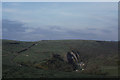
[2,19,118,41]
[3,19,26,32]
[86,28,97,31]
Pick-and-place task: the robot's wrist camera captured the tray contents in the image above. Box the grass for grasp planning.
[2,39,119,78]
[101,66,118,76]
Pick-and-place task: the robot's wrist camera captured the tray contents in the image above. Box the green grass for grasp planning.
[0,39,2,79]
[101,66,118,76]
[4,66,105,78]
[2,39,119,78]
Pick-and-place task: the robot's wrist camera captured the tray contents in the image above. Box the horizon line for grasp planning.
[1,38,118,42]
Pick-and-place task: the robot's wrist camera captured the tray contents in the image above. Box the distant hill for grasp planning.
[2,39,119,78]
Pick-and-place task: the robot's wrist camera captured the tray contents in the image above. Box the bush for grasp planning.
[34,54,74,72]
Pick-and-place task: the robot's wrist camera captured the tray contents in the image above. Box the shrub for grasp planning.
[34,54,74,72]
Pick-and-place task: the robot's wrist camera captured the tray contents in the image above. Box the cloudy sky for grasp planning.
[2,2,118,41]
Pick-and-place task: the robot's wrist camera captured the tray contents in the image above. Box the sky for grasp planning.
[2,2,118,41]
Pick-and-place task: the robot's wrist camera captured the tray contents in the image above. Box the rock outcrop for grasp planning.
[34,50,85,72]
[67,50,84,70]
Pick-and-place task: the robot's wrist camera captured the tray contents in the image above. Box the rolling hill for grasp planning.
[2,39,119,78]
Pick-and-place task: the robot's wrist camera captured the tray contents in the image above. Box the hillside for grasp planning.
[2,39,119,78]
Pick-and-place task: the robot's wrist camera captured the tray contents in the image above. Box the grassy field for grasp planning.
[2,39,119,78]
[0,39,2,79]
